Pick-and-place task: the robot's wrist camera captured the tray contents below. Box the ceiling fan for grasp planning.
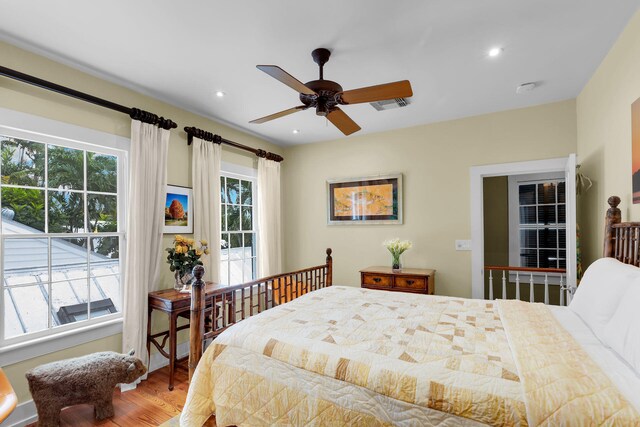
[250,48,413,136]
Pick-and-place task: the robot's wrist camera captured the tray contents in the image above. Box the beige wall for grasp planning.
[577,10,640,266]
[282,100,577,297]
[0,40,281,402]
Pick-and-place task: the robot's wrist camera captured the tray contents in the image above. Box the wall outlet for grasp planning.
[455,240,472,251]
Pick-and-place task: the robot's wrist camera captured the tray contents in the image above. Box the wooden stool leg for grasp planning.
[146,306,152,363]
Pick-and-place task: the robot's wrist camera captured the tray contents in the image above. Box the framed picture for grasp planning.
[327,173,403,225]
[164,185,193,233]
[633,97,640,203]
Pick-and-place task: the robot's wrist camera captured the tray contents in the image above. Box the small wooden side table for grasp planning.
[147,282,231,390]
[360,266,435,295]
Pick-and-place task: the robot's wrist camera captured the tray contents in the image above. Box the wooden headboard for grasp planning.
[603,196,640,266]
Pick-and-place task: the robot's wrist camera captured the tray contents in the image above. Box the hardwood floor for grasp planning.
[26,365,215,426]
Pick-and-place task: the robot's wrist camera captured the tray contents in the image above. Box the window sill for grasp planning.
[0,318,123,366]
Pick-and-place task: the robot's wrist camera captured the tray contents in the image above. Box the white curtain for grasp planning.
[192,137,221,283]
[121,120,169,389]
[257,157,282,277]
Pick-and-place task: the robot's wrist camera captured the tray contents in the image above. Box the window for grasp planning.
[508,173,566,273]
[0,127,127,346]
[220,171,257,286]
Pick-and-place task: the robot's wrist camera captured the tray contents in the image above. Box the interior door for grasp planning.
[564,153,577,302]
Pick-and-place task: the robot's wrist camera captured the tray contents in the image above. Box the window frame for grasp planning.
[0,108,129,356]
[508,172,566,284]
[219,162,258,286]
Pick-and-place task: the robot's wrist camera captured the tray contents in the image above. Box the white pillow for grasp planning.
[602,283,640,373]
[569,257,640,338]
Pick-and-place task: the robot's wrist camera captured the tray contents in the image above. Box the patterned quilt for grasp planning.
[181,286,639,426]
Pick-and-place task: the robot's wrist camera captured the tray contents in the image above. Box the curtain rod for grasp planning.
[0,65,177,130]
[184,126,284,162]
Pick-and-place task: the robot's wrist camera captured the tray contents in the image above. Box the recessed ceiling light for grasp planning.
[215,91,226,97]
[292,129,300,134]
[488,47,503,57]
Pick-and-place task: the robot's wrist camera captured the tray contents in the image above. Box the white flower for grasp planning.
[383,238,413,256]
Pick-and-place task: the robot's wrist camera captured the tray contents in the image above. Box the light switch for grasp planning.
[455,240,471,251]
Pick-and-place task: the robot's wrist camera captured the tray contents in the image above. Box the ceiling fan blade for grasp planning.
[327,108,361,136]
[339,80,413,105]
[249,105,307,124]
[256,65,316,95]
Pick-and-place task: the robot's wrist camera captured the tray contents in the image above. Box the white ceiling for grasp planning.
[1,1,639,146]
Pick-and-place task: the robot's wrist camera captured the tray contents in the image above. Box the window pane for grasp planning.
[52,237,88,280]
[221,204,226,231]
[1,137,45,187]
[520,249,537,268]
[47,145,84,190]
[87,194,117,232]
[220,176,226,203]
[4,288,24,338]
[519,184,536,205]
[49,191,85,233]
[558,250,567,269]
[519,206,536,224]
[89,279,116,320]
[7,285,49,334]
[539,249,558,269]
[537,205,556,225]
[538,228,557,249]
[241,180,253,205]
[227,205,240,231]
[226,178,240,204]
[90,236,120,277]
[87,152,117,193]
[557,182,566,203]
[537,183,556,204]
[93,275,121,311]
[221,233,229,260]
[520,229,537,248]
[558,205,566,224]
[244,233,256,258]
[241,206,252,231]
[1,187,45,232]
[228,260,243,285]
[558,229,566,246]
[229,233,242,260]
[52,280,87,326]
[3,238,48,285]
[243,258,254,282]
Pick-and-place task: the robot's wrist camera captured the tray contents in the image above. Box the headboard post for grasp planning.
[326,248,333,286]
[188,265,205,382]
[603,196,621,258]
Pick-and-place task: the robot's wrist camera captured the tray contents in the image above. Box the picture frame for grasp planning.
[327,173,403,225]
[633,97,640,203]
[164,185,193,233]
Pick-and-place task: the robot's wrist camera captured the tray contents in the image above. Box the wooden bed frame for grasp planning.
[187,249,333,379]
[603,196,640,266]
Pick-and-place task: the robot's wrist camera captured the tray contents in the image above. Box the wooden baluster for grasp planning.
[501,271,506,300]
[529,273,534,302]
[544,274,549,305]
[241,287,246,320]
[559,275,565,306]
[515,272,520,301]
[188,265,205,382]
[250,284,255,316]
[488,270,494,300]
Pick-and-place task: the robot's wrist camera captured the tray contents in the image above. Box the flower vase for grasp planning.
[392,254,401,271]
[174,271,193,291]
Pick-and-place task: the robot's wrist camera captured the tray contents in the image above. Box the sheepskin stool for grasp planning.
[26,350,146,427]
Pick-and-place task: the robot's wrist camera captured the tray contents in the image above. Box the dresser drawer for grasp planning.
[362,273,392,288]
[394,275,427,291]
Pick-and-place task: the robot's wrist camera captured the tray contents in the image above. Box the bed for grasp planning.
[181,196,640,426]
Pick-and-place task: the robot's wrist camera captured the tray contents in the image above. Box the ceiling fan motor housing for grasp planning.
[300,79,343,116]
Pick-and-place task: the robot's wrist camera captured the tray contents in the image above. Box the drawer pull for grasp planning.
[373,277,382,283]
[406,280,415,285]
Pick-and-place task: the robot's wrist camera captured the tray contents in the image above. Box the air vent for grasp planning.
[370,98,410,111]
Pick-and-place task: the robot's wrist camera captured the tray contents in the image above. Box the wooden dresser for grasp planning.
[360,266,435,295]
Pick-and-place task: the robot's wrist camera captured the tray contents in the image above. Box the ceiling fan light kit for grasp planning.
[250,48,413,136]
